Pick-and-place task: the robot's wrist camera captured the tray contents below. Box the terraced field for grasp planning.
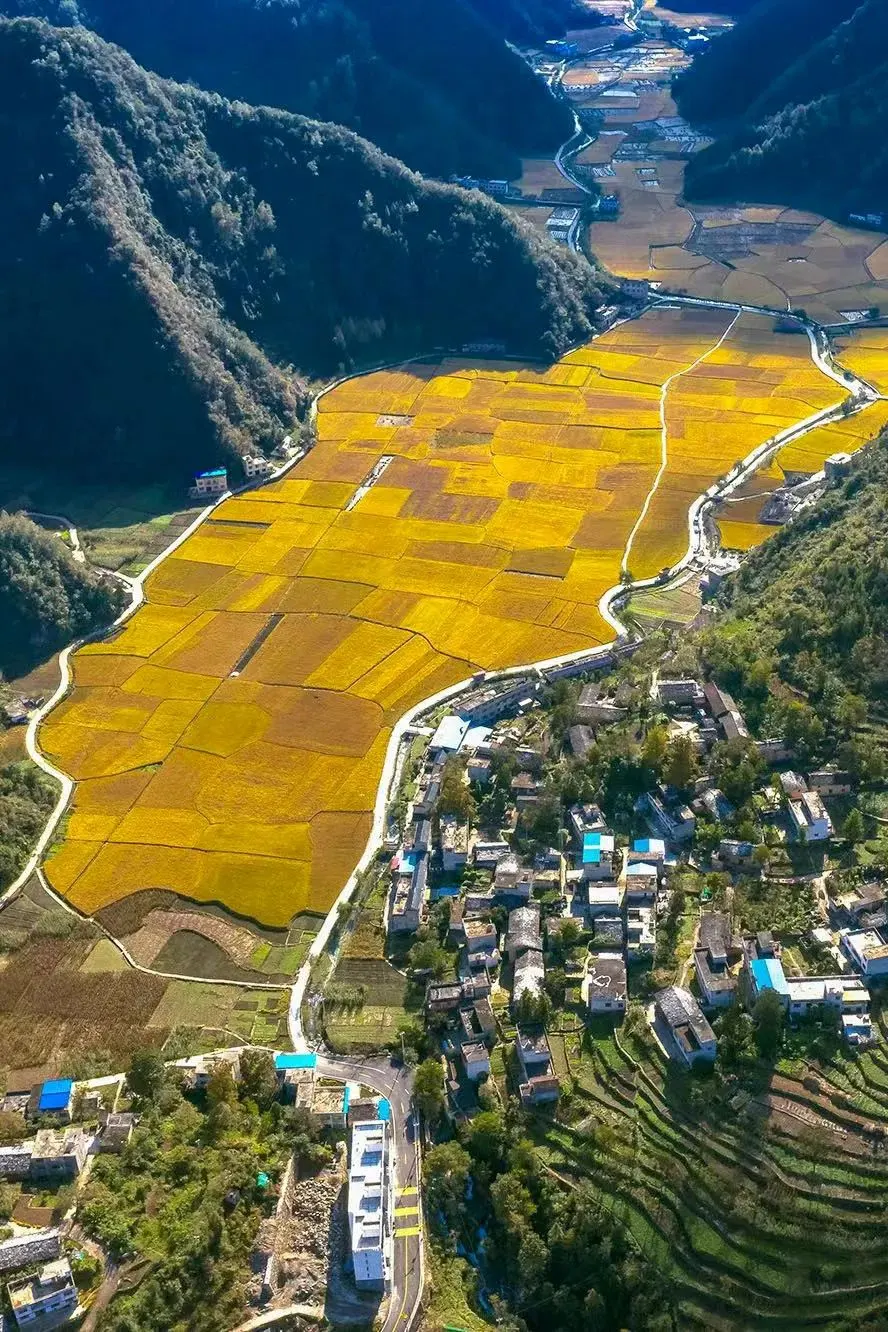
[38,305,842,927]
[537,1015,888,1330]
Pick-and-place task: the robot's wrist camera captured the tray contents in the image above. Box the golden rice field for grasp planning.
[835,327,888,395]
[40,307,844,927]
[626,314,840,578]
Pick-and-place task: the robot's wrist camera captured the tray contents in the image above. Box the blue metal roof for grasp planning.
[626,862,657,877]
[750,958,790,997]
[377,1098,391,1121]
[197,467,227,478]
[38,1078,73,1112]
[274,1053,316,1070]
[343,1084,351,1114]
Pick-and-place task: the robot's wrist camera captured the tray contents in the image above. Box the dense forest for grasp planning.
[0,0,574,180]
[425,1108,675,1330]
[699,427,888,775]
[0,513,126,676]
[0,760,57,892]
[0,18,611,484]
[468,0,599,45]
[676,0,888,217]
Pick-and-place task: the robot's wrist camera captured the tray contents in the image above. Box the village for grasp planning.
[383,649,887,1121]
[0,1049,407,1327]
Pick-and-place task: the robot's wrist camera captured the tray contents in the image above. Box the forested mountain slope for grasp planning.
[699,428,888,774]
[0,18,609,485]
[468,0,595,44]
[676,0,888,217]
[0,513,126,676]
[0,0,574,179]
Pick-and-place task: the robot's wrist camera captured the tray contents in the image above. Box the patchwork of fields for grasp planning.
[38,306,846,927]
[572,41,888,322]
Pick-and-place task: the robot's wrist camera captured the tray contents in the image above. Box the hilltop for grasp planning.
[676,0,888,218]
[0,17,610,486]
[0,0,575,180]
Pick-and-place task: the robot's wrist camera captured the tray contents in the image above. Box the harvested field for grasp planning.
[39,307,843,927]
[512,158,572,197]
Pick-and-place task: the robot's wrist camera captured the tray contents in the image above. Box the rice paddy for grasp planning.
[572,45,888,321]
[37,304,850,927]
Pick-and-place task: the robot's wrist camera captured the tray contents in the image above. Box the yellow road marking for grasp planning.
[394,1205,419,1217]
[394,1224,422,1238]
[397,1186,418,1198]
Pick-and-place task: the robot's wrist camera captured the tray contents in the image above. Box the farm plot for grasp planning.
[834,326,888,394]
[39,307,839,928]
[627,313,841,578]
[775,398,888,479]
[572,44,888,320]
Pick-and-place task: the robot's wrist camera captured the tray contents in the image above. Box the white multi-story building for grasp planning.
[842,929,888,978]
[8,1259,78,1327]
[189,467,228,499]
[787,789,833,842]
[243,454,273,480]
[348,1118,392,1291]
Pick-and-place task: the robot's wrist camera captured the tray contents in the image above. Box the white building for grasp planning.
[842,929,888,978]
[462,1042,491,1081]
[585,884,622,918]
[654,986,717,1067]
[8,1259,78,1327]
[429,715,469,755]
[512,949,545,1011]
[348,1118,392,1291]
[787,789,833,842]
[243,454,273,480]
[627,906,656,956]
[440,815,470,872]
[189,467,228,499]
[585,953,627,1018]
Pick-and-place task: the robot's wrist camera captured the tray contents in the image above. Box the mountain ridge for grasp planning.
[0,16,611,487]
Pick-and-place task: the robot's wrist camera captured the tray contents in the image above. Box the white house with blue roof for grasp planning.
[580,831,617,882]
[189,467,228,499]
[34,1080,74,1124]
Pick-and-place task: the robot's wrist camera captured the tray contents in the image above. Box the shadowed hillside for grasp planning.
[0,17,611,485]
[676,0,888,218]
[0,0,577,179]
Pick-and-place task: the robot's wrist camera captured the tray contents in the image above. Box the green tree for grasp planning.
[437,757,476,822]
[408,938,449,978]
[413,1058,445,1124]
[715,1002,752,1066]
[752,988,784,1061]
[463,1109,507,1170]
[0,1111,26,1147]
[641,725,669,776]
[843,808,865,847]
[545,967,567,1007]
[664,733,697,790]
[126,1049,166,1103]
[423,1140,471,1225]
[238,1049,277,1107]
